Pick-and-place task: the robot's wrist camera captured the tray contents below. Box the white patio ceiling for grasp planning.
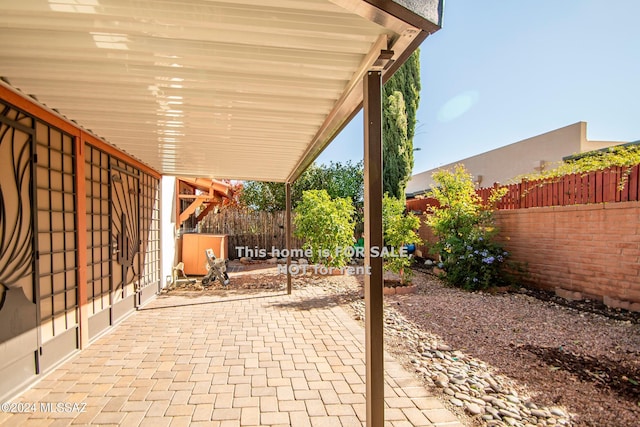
[0,0,441,182]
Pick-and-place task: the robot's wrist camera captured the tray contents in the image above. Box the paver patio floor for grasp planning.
[1,286,463,427]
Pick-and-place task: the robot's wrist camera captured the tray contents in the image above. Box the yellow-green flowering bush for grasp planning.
[382,194,422,284]
[427,165,510,290]
[294,190,355,268]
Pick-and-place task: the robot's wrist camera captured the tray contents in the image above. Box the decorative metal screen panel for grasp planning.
[35,122,78,343]
[85,145,111,315]
[0,101,35,316]
[110,159,139,303]
[85,145,161,314]
[139,173,160,291]
[0,98,39,401]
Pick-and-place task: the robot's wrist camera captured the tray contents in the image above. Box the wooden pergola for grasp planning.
[176,177,235,229]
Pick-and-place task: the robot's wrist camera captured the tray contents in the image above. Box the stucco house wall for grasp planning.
[406,122,623,196]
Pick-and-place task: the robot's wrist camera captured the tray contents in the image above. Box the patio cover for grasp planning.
[0,0,441,183]
[0,1,442,425]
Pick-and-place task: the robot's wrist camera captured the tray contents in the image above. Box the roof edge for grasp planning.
[363,0,443,31]
[286,0,442,182]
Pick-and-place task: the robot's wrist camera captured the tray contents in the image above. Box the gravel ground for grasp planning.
[169,262,640,426]
[382,271,640,427]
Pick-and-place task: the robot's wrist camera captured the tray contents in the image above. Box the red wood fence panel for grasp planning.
[621,166,629,202]
[613,167,621,202]
[416,164,640,213]
[471,163,640,211]
[629,165,639,201]
[587,172,596,204]
[603,169,612,202]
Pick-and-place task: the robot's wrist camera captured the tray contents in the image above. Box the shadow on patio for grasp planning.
[1,285,462,427]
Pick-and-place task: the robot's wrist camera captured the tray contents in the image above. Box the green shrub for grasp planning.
[382,195,422,284]
[427,165,510,290]
[293,190,355,268]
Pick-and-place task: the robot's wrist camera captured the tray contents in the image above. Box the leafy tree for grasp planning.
[427,165,510,291]
[383,50,421,199]
[218,181,246,211]
[240,181,286,213]
[382,194,421,284]
[240,161,363,212]
[293,190,355,268]
[296,161,364,210]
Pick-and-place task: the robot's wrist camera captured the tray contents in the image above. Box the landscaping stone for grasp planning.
[530,409,548,418]
[499,408,521,420]
[465,402,483,415]
[434,373,449,388]
[395,284,417,295]
[383,286,396,295]
[550,407,567,418]
[506,395,520,404]
[349,299,573,427]
[450,398,464,407]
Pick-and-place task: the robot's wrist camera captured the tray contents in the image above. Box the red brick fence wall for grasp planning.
[412,165,640,311]
[494,201,640,311]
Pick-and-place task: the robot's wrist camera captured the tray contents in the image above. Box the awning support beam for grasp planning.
[286,182,292,294]
[363,69,384,426]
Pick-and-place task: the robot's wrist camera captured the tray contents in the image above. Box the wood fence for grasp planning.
[197,165,640,258]
[406,197,439,213]
[199,210,305,259]
[477,164,640,210]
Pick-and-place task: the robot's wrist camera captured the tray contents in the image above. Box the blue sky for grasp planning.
[317,0,640,174]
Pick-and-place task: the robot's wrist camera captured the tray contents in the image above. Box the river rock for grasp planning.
[454,392,472,402]
[503,416,518,426]
[434,373,449,388]
[499,409,522,420]
[465,402,483,415]
[348,297,573,427]
[506,395,520,404]
[492,399,508,410]
[530,409,548,418]
[450,398,464,407]
[486,376,503,393]
[550,407,566,418]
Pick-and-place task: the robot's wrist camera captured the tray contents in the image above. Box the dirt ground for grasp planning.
[387,272,640,427]
[166,261,640,426]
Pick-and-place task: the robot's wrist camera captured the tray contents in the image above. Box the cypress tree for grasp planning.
[383,50,421,199]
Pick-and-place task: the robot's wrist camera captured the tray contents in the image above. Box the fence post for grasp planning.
[286,183,292,294]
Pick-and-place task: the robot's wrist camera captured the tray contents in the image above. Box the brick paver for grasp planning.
[2,286,462,426]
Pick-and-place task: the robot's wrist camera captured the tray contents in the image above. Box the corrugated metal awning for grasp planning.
[0,0,440,182]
